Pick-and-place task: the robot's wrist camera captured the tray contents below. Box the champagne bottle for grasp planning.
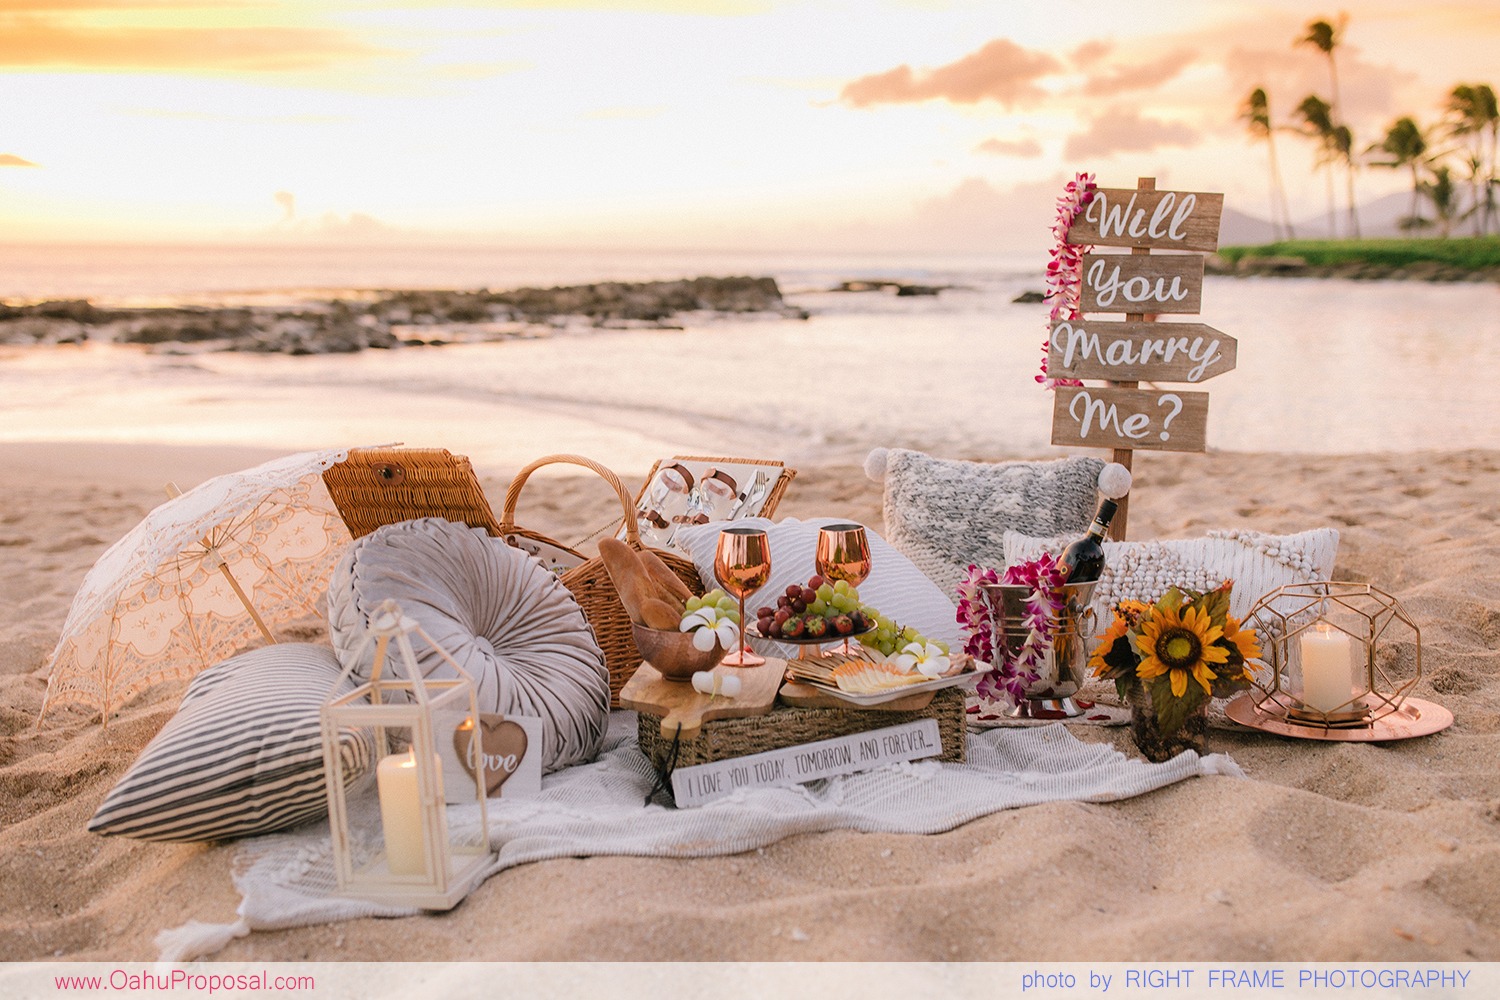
[1058,499,1118,583]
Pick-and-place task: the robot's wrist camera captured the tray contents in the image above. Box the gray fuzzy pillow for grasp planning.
[866,448,1103,596]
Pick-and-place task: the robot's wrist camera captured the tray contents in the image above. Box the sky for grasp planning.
[1,0,1496,251]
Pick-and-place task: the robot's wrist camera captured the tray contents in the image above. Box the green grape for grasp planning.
[833,580,850,595]
[685,596,704,612]
[810,599,829,616]
[716,596,736,612]
[816,583,835,602]
[725,609,741,624]
[847,586,860,603]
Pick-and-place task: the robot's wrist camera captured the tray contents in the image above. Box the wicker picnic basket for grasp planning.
[500,454,705,706]
[324,448,706,705]
[322,447,506,539]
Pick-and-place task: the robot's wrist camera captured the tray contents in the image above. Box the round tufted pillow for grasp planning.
[326,517,609,773]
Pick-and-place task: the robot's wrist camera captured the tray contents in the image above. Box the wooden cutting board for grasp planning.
[619,658,786,740]
[777,680,935,712]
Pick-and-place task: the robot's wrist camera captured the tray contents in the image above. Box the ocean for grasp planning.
[1,243,1497,471]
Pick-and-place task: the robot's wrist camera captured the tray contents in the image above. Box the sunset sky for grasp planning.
[2,0,1496,250]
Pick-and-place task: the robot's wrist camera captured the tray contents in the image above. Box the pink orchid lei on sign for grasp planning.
[1036,172,1097,390]
[956,555,1069,705]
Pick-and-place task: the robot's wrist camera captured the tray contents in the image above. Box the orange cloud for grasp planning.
[0,153,40,166]
[0,15,387,72]
[974,137,1042,158]
[1064,106,1200,159]
[840,38,1061,108]
[1070,40,1112,69]
[1221,43,1415,129]
[1081,49,1196,97]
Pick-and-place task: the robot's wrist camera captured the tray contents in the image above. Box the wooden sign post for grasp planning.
[1049,177,1230,539]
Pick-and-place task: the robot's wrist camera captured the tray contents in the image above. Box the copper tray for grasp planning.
[1224,693,1453,742]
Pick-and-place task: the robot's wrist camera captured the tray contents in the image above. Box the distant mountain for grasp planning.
[1220,190,1452,244]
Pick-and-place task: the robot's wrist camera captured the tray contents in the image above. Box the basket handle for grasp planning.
[499,453,640,546]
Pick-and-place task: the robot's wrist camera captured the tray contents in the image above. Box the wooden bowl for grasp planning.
[632,622,727,681]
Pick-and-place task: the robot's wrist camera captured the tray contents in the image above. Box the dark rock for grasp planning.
[1012,290,1046,304]
[895,284,943,297]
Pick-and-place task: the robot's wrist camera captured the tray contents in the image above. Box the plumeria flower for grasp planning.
[679,606,740,651]
[894,641,951,679]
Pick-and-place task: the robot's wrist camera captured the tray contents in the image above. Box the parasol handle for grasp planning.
[165,482,277,646]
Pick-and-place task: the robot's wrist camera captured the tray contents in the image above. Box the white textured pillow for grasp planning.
[1003,527,1340,623]
[673,517,961,660]
[868,448,1104,596]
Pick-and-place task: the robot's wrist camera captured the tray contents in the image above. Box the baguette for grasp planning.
[638,548,694,604]
[639,597,684,631]
[598,537,655,625]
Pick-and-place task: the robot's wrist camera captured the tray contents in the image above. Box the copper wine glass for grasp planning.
[816,522,872,656]
[713,526,771,666]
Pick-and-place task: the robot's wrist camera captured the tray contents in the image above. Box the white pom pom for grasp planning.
[864,448,889,484]
[1097,462,1132,499]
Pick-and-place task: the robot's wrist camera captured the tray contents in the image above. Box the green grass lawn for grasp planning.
[1217,237,1500,270]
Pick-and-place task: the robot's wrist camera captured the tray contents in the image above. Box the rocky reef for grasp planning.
[0,276,806,354]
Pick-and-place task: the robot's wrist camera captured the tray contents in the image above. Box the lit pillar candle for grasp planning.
[1300,622,1353,713]
[377,750,434,876]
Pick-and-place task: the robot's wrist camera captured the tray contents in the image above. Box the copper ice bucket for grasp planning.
[980,580,1098,718]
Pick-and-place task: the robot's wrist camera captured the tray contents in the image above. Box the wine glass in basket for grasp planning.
[815,522,872,657]
[714,527,771,667]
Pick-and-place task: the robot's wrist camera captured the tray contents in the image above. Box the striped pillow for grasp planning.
[89,644,373,843]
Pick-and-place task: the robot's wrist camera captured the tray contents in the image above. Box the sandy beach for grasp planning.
[3,441,1498,962]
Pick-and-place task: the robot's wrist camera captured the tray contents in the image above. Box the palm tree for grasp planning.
[1368,116,1430,230]
[1240,87,1295,239]
[1445,83,1499,234]
[1297,94,1339,236]
[1298,18,1346,120]
[1332,124,1361,238]
[1298,16,1359,237]
[1421,165,1460,237]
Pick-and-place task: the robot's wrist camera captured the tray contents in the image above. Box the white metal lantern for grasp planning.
[321,599,494,910]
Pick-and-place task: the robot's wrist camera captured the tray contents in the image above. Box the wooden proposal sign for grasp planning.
[1080,253,1204,314]
[1047,176,1231,535]
[1067,187,1224,252]
[1047,319,1237,383]
[1050,386,1209,452]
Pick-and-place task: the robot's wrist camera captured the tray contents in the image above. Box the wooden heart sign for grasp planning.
[454,714,529,795]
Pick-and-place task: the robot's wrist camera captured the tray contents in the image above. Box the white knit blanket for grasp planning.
[157,715,1242,961]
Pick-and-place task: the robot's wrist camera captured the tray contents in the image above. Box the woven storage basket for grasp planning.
[500,454,704,707]
[636,687,968,769]
[322,447,505,539]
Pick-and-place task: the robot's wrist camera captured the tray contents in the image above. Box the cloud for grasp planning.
[0,17,388,72]
[1063,106,1201,159]
[274,191,295,222]
[974,136,1042,158]
[0,153,40,167]
[1221,42,1415,129]
[840,38,1061,108]
[1070,40,1112,69]
[1081,49,1196,97]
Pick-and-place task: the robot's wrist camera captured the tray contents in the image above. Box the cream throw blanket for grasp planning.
[157,715,1242,961]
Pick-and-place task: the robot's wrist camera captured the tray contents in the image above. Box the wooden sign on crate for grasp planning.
[1048,176,1229,539]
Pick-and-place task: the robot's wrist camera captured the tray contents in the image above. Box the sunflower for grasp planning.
[1223,614,1261,661]
[1089,600,1154,678]
[1136,603,1228,697]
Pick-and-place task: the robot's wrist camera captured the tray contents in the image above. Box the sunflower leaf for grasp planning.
[1156,588,1186,614]
[1149,675,1201,735]
[1196,585,1232,628]
[1097,636,1138,680]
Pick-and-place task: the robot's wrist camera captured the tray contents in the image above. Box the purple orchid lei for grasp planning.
[957,555,1069,705]
[1036,172,1097,391]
